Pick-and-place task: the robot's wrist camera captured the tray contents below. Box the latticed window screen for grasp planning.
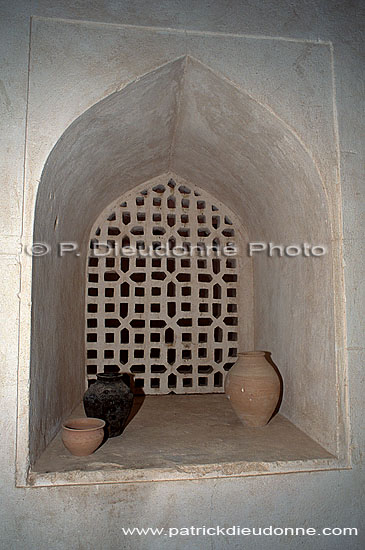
[86,177,239,394]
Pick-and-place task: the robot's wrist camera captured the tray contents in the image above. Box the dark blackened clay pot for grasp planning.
[83,373,134,437]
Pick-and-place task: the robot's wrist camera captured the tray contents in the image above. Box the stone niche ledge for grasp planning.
[28,395,347,487]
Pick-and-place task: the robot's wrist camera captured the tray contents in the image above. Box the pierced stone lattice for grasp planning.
[86,177,239,394]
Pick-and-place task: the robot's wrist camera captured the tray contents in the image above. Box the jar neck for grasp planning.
[96,373,122,382]
[238,351,266,357]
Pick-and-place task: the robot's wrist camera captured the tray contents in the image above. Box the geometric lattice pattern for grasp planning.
[86,177,239,394]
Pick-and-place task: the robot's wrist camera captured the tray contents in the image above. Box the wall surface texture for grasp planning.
[0,1,364,549]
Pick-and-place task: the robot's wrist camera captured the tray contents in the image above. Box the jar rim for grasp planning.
[62,417,105,431]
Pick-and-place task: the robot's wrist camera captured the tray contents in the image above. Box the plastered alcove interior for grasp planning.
[2,2,363,548]
[28,55,345,480]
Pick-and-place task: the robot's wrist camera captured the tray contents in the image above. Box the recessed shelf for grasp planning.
[29,395,339,487]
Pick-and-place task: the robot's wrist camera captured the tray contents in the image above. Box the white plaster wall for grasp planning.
[0,1,364,549]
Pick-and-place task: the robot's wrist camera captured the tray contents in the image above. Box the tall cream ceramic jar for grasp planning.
[224,351,281,427]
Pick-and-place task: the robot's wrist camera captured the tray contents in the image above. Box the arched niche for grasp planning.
[30,56,337,466]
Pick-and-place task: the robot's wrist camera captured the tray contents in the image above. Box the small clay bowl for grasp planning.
[62,417,105,456]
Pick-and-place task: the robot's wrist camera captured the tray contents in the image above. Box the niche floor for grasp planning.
[30,394,337,486]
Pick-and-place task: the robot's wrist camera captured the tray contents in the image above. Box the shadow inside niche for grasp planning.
[264,351,284,422]
[124,395,146,428]
[99,424,109,449]
[124,372,146,428]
